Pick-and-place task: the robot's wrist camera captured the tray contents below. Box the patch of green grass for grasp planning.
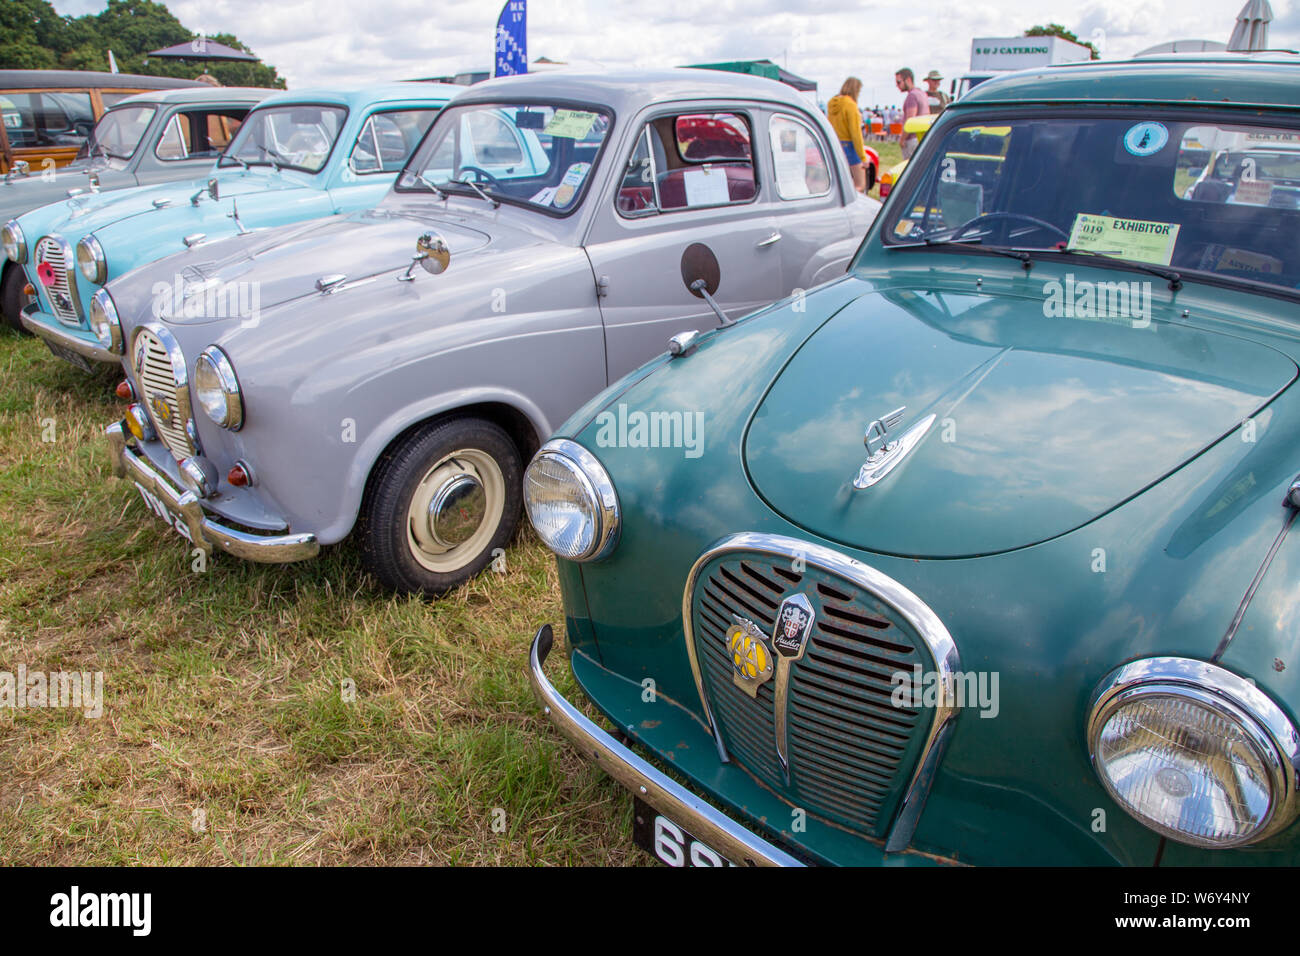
[0,329,644,865]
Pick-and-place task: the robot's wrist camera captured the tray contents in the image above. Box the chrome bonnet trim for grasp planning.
[682,531,960,852]
[529,624,804,866]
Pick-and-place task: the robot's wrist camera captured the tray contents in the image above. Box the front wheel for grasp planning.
[1,265,33,334]
[359,417,522,597]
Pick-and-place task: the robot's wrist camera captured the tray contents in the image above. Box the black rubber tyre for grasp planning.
[359,417,523,598]
[1,265,32,335]
[864,162,877,193]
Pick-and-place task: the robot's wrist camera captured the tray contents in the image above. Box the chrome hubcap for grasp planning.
[427,473,486,547]
[406,448,505,574]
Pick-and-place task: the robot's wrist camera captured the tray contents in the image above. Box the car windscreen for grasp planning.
[882,112,1300,295]
[77,105,156,162]
[219,104,347,173]
[395,102,612,214]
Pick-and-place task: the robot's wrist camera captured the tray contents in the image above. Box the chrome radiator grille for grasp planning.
[688,543,951,842]
[33,236,79,324]
[131,326,197,460]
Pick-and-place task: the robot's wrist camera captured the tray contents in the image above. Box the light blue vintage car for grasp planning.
[2,82,457,369]
[0,85,270,331]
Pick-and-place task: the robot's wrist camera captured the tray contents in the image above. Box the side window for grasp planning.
[769,114,832,199]
[649,111,756,213]
[0,92,93,147]
[154,113,192,160]
[616,126,658,216]
[350,109,438,174]
[201,110,246,153]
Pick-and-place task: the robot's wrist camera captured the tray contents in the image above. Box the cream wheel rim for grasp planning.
[405,448,505,573]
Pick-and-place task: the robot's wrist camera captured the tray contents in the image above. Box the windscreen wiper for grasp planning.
[1026,246,1182,291]
[255,144,289,170]
[415,173,447,199]
[447,177,500,209]
[898,235,1032,269]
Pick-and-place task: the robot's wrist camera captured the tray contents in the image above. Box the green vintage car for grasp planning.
[523,53,1300,866]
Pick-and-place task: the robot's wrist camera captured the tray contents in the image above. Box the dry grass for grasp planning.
[0,330,643,865]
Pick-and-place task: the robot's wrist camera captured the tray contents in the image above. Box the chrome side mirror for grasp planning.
[416,232,450,275]
[207,178,220,201]
[4,160,31,183]
[400,232,450,281]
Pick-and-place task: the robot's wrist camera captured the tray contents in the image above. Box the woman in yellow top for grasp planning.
[827,77,867,193]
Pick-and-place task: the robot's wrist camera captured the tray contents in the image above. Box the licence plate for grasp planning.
[632,796,735,867]
[44,341,93,373]
[132,481,194,545]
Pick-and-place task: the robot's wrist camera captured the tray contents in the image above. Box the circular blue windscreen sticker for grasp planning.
[1123,122,1169,157]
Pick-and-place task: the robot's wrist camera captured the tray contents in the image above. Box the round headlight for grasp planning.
[88,288,122,353]
[76,235,106,284]
[193,346,243,430]
[1088,657,1300,848]
[2,220,27,264]
[524,438,619,561]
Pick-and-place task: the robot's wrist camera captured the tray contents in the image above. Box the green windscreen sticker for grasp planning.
[1068,213,1180,266]
[543,109,597,139]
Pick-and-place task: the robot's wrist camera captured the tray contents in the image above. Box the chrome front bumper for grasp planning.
[106,421,320,563]
[20,304,118,364]
[528,624,805,867]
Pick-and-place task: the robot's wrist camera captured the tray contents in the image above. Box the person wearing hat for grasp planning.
[924,70,950,113]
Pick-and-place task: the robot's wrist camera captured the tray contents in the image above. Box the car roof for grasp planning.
[449,68,818,115]
[109,86,271,108]
[956,53,1300,110]
[0,70,202,91]
[252,82,461,110]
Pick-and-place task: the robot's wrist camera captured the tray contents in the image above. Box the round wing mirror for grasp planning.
[417,233,450,275]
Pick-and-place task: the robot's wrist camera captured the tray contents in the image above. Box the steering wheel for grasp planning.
[458,164,502,188]
[945,212,1068,245]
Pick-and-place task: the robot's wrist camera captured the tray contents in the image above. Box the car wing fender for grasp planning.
[321,385,552,544]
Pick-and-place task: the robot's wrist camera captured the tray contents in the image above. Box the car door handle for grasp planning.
[756,231,782,248]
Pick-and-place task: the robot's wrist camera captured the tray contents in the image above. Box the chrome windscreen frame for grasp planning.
[681,531,961,853]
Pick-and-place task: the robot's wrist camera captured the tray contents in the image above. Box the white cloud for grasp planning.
[53,0,1300,106]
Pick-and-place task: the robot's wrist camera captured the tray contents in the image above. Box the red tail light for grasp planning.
[115,380,133,400]
[227,464,249,487]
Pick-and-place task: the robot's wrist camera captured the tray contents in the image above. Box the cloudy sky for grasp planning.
[53,0,1300,107]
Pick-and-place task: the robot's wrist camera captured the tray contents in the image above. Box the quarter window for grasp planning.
[769,114,832,199]
[349,109,439,174]
[616,111,756,217]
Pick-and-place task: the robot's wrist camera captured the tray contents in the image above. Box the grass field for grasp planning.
[0,328,643,865]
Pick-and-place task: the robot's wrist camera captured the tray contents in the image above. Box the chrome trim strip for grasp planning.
[107,423,320,563]
[682,531,960,852]
[528,624,805,867]
[1087,656,1300,848]
[20,306,119,363]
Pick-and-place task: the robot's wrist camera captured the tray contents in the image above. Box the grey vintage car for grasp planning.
[1,86,269,330]
[101,69,878,596]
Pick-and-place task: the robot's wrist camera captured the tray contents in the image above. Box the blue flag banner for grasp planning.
[495,1,527,77]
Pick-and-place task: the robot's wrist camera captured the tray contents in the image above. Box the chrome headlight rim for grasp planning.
[193,346,243,431]
[75,234,106,284]
[524,438,620,562]
[88,288,122,354]
[1087,657,1300,848]
[2,219,27,264]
